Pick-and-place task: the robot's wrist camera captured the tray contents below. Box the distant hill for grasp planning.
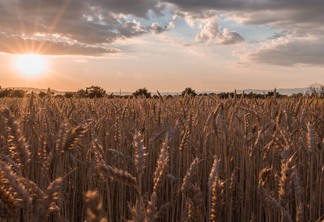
[3,87,64,95]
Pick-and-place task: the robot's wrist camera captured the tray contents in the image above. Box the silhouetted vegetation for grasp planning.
[85,85,106,98]
[132,87,151,98]
[216,90,284,99]
[181,87,197,97]
[0,88,26,98]
[64,92,75,98]
[1,84,323,100]
[61,86,106,99]
[76,89,87,98]
[38,91,47,98]
[307,83,324,98]
[291,93,304,98]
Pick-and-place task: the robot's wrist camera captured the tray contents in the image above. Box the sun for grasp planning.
[14,54,47,77]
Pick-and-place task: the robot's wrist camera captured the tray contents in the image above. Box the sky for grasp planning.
[0,0,323,92]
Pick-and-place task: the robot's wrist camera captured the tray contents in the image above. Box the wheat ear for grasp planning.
[85,190,107,222]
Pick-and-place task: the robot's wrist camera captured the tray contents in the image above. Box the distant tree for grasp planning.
[123,95,133,99]
[291,93,304,98]
[132,88,151,98]
[55,95,64,99]
[85,86,106,98]
[307,83,324,98]
[107,93,114,99]
[181,87,197,97]
[47,88,54,97]
[76,89,86,98]
[266,90,281,98]
[217,92,230,99]
[0,89,8,98]
[0,89,26,98]
[39,91,47,98]
[11,90,26,98]
[64,92,75,98]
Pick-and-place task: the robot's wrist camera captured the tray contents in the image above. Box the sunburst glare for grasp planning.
[14,54,48,78]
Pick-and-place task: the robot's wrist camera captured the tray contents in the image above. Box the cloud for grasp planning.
[249,34,324,66]
[225,3,324,27]
[1,0,323,63]
[162,0,324,65]
[195,16,244,45]
[0,33,118,56]
[268,30,292,40]
[165,0,324,37]
[91,0,163,18]
[221,28,245,45]
[118,20,148,38]
[150,21,175,34]
[0,0,168,55]
[162,0,324,15]
[225,4,324,66]
[0,1,155,44]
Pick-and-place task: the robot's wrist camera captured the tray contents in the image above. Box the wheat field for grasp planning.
[0,95,323,222]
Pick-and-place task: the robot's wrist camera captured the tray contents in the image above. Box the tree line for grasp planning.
[0,84,323,99]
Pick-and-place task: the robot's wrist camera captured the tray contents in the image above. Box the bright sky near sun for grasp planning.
[0,0,323,92]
